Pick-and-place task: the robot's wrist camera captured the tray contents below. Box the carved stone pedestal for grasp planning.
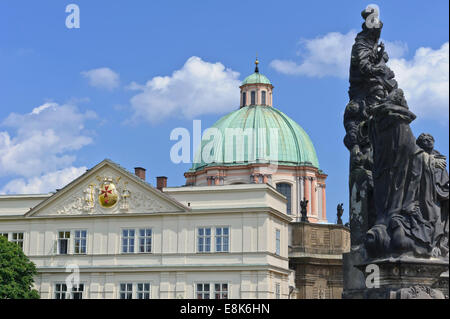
[345,256,449,299]
[342,247,367,298]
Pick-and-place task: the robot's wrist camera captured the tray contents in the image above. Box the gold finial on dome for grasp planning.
[255,54,259,73]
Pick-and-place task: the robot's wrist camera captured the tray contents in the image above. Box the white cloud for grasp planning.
[1,166,87,194]
[270,30,407,79]
[270,31,448,119]
[128,56,241,123]
[271,31,358,78]
[388,42,449,119]
[81,67,120,90]
[0,102,96,184]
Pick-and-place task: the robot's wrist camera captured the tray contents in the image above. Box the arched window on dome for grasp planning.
[242,92,246,107]
[261,91,266,105]
[251,91,256,105]
[276,183,292,215]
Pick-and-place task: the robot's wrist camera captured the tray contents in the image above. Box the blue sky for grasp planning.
[1,1,448,223]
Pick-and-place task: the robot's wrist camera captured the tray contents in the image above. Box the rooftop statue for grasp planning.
[337,203,344,225]
[300,198,309,222]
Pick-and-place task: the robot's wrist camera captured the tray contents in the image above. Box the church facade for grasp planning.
[0,62,349,299]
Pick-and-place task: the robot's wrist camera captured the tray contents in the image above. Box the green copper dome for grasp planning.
[190,105,320,171]
[242,72,272,85]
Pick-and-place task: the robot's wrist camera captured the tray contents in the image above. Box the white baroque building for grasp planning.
[0,62,340,299]
[0,159,294,299]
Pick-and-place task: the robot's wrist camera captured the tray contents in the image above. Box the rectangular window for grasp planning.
[251,91,256,105]
[197,227,211,252]
[139,229,152,253]
[261,91,266,105]
[0,233,8,240]
[276,183,292,215]
[58,231,70,255]
[122,229,135,253]
[214,283,228,299]
[215,227,229,252]
[242,92,246,106]
[275,283,281,299]
[11,232,24,250]
[72,284,84,299]
[196,283,210,299]
[137,283,151,299]
[119,283,133,299]
[55,283,67,299]
[74,230,87,254]
[275,229,281,255]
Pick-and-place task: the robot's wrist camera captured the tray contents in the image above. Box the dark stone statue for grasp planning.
[337,203,344,225]
[300,198,309,222]
[343,6,449,259]
[364,89,449,258]
[343,6,449,299]
[416,133,449,256]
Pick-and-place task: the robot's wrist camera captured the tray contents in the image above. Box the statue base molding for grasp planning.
[344,256,448,299]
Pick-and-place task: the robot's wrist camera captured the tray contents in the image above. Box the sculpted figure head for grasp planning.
[416,133,435,154]
[387,89,408,107]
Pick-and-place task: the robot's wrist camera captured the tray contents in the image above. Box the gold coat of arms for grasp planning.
[98,181,118,208]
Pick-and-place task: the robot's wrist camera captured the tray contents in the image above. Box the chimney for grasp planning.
[157,176,168,191]
[134,167,146,181]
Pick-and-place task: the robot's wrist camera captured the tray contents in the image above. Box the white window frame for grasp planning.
[197,227,212,253]
[72,283,85,299]
[1,232,25,250]
[275,229,281,256]
[54,282,84,299]
[121,229,135,253]
[276,182,292,215]
[196,283,211,299]
[0,234,26,251]
[275,283,281,299]
[195,282,229,299]
[138,228,152,253]
[136,282,151,299]
[54,283,68,299]
[73,230,87,255]
[215,227,229,252]
[11,232,24,250]
[213,282,229,299]
[197,226,230,253]
[119,283,133,299]
[57,231,71,255]
[121,228,153,254]
[118,282,152,299]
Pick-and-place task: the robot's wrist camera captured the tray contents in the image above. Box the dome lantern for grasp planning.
[240,58,274,108]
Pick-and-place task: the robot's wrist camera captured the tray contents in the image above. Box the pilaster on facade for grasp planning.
[311,177,317,217]
[175,272,186,299]
[250,173,272,184]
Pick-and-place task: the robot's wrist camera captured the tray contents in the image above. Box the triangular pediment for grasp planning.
[26,159,189,217]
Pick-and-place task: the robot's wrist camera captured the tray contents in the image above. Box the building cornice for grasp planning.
[0,206,292,222]
[35,263,292,275]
